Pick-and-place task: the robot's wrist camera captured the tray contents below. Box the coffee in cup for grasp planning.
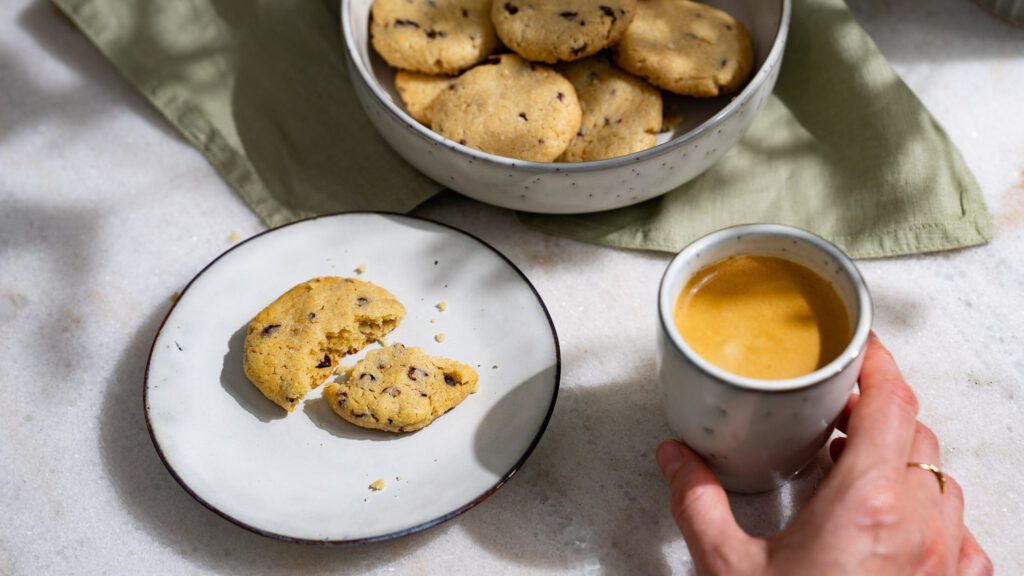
[673,255,851,380]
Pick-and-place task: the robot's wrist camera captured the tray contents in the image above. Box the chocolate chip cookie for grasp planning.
[395,70,455,125]
[431,54,582,161]
[558,55,662,162]
[614,0,754,97]
[323,344,479,433]
[243,277,405,412]
[492,0,636,63]
[371,0,499,74]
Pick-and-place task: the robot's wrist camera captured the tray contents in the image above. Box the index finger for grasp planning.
[840,333,919,469]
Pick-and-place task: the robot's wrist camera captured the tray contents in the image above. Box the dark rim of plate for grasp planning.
[142,211,562,545]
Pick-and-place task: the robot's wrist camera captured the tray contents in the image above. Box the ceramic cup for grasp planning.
[657,224,873,493]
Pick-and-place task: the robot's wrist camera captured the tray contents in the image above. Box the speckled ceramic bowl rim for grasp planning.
[341,0,792,173]
[658,224,873,393]
[143,211,561,545]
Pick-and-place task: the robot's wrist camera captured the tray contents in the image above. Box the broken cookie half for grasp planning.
[324,343,479,433]
[243,277,405,411]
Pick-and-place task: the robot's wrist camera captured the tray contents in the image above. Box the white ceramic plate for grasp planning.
[145,213,560,543]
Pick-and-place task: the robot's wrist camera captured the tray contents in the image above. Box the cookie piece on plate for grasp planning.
[243,277,405,412]
[492,0,636,63]
[614,0,754,97]
[558,55,662,162]
[395,71,455,125]
[371,0,499,75]
[324,344,479,433]
[431,54,582,162]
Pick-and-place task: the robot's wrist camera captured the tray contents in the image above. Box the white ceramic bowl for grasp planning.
[341,0,791,214]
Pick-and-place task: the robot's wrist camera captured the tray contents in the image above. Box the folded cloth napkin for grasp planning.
[54,0,991,258]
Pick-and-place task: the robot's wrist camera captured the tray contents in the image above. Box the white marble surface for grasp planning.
[1,0,1022,573]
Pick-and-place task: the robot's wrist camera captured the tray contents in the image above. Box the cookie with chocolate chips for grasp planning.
[371,0,499,74]
[430,54,582,162]
[614,0,753,97]
[557,55,663,162]
[395,70,455,125]
[492,0,636,63]
[323,344,479,433]
[243,277,405,412]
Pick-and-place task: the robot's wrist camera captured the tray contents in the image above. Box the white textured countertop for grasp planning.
[1,0,1022,573]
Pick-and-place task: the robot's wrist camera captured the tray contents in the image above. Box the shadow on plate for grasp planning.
[220,324,286,423]
[473,366,559,477]
[303,395,396,442]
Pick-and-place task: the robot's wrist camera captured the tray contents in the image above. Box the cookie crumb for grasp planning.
[369,479,385,491]
[492,364,500,369]
[169,291,181,303]
[436,300,447,312]
[430,318,436,324]
[355,264,367,275]
[228,231,241,244]
[434,333,446,343]
[377,336,389,347]
[395,475,401,481]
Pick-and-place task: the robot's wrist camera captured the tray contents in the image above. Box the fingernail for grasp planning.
[656,440,687,483]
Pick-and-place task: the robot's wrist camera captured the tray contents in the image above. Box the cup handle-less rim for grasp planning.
[658,224,873,393]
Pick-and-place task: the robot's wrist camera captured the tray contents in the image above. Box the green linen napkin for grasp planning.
[53,0,991,257]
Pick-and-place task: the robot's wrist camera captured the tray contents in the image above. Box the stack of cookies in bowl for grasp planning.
[370,0,754,163]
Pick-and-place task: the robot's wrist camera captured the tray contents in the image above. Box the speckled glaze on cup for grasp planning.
[657,225,872,493]
[341,0,790,214]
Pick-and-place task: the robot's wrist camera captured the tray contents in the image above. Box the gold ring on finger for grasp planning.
[906,462,946,494]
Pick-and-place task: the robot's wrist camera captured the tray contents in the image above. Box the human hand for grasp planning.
[656,333,993,575]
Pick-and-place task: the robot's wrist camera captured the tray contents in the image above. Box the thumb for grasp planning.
[657,440,760,574]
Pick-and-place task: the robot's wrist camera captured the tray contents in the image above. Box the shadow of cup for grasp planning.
[473,366,559,476]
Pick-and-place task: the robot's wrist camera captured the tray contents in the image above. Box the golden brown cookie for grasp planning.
[491,0,637,63]
[614,0,754,97]
[243,277,405,412]
[370,0,499,74]
[430,54,582,162]
[395,71,455,125]
[323,344,479,432]
[557,56,662,162]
